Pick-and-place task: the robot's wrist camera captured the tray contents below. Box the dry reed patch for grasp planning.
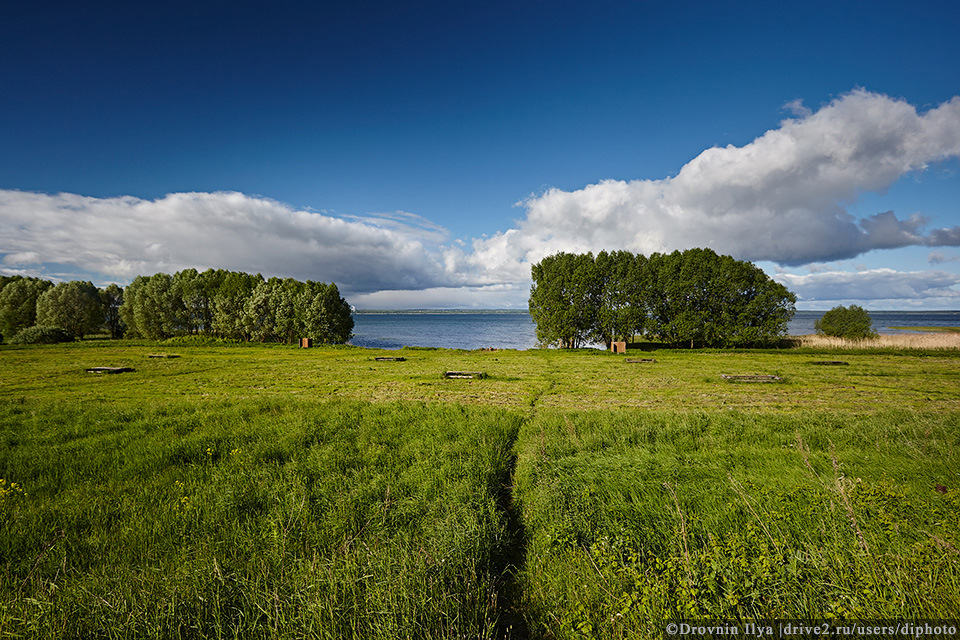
[797,333,960,350]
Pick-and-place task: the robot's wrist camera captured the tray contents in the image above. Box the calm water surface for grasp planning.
[350,310,960,350]
[351,313,539,350]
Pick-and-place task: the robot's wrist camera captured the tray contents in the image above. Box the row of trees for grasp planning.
[0,270,354,344]
[120,269,353,342]
[529,248,797,348]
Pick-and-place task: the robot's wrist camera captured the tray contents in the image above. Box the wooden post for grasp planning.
[611,341,626,354]
[300,338,312,348]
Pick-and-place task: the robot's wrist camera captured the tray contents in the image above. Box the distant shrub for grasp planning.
[815,305,878,339]
[9,325,75,344]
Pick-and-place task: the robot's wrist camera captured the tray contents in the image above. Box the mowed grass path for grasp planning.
[1,341,959,638]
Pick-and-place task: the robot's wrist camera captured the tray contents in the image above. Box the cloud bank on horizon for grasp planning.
[2,89,960,308]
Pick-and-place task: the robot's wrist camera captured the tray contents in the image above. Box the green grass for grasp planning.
[1,398,522,638]
[1,341,959,638]
[513,410,960,637]
[2,340,959,413]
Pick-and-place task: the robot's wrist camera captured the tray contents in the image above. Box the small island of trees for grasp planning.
[529,248,797,348]
[0,269,354,344]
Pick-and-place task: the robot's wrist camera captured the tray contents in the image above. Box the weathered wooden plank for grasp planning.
[810,360,849,366]
[443,371,486,379]
[86,367,136,374]
[624,358,656,363]
[721,374,782,383]
[375,356,406,362]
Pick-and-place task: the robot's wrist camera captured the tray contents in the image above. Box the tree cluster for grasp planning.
[120,269,353,343]
[529,248,797,348]
[0,270,354,344]
[0,276,105,341]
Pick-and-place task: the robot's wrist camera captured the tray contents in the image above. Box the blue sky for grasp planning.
[2,0,959,309]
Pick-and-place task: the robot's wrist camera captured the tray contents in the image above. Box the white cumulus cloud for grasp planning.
[0,190,453,295]
[469,89,960,272]
[775,268,960,303]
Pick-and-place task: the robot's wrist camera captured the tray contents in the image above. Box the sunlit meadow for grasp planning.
[1,339,958,638]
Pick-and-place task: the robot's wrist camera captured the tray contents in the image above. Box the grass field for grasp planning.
[1,340,959,638]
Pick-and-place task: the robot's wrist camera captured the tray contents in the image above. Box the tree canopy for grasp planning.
[0,269,354,344]
[120,269,354,343]
[529,248,796,348]
[36,281,105,339]
[0,277,53,340]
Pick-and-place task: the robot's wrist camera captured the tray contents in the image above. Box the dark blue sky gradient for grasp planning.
[5,0,958,232]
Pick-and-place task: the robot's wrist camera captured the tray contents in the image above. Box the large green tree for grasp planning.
[0,277,53,340]
[35,280,105,339]
[212,271,262,341]
[591,250,647,348]
[173,268,215,335]
[133,273,176,339]
[529,252,599,348]
[274,279,305,343]
[299,281,354,344]
[100,283,125,338]
[645,249,796,347]
[244,278,285,342]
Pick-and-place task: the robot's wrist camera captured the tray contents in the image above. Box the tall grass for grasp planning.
[514,410,960,638]
[0,399,522,638]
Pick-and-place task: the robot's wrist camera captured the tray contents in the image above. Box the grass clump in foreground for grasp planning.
[0,399,522,639]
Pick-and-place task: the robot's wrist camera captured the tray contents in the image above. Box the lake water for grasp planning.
[351,312,539,350]
[350,310,960,350]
